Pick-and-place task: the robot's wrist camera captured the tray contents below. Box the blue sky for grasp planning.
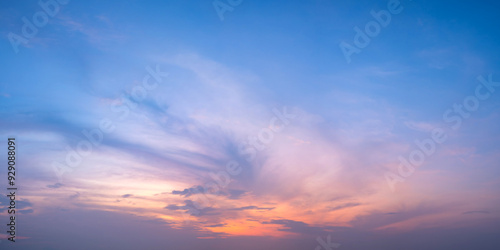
[1,0,500,249]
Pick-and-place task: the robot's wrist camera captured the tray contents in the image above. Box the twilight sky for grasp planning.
[1,0,500,249]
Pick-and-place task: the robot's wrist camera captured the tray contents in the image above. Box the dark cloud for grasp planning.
[165,200,219,217]
[0,196,34,213]
[230,206,274,211]
[122,194,133,198]
[172,186,247,201]
[262,219,347,236]
[327,202,361,211]
[206,223,227,228]
[172,185,204,197]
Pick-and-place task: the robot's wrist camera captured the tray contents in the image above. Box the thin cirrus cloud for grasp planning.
[2,51,500,247]
[2,50,500,248]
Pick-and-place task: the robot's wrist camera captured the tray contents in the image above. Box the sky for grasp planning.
[1,0,500,249]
